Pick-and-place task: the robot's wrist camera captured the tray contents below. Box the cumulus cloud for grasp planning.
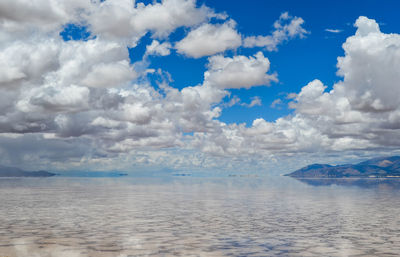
[175,20,242,58]
[82,60,137,88]
[145,40,172,56]
[0,0,89,36]
[0,39,59,88]
[88,0,216,43]
[204,52,277,89]
[244,12,308,51]
[0,38,136,91]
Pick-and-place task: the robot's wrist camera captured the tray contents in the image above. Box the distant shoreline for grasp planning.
[285,156,400,179]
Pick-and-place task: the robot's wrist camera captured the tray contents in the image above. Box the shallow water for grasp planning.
[1,176,400,256]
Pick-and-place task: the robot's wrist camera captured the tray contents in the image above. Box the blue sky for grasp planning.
[1,0,400,172]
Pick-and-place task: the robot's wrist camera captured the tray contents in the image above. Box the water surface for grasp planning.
[1,176,400,256]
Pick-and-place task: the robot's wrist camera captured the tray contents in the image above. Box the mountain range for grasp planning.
[0,165,56,177]
[286,156,400,178]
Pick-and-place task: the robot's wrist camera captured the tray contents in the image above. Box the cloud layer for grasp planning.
[175,20,242,58]
[1,0,397,172]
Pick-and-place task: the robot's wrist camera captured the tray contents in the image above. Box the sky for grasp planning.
[1,0,400,173]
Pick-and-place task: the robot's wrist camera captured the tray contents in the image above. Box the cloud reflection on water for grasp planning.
[0,177,400,256]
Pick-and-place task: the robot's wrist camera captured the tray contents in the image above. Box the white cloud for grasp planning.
[222,95,241,108]
[286,92,297,99]
[175,20,242,58]
[204,52,277,89]
[88,0,216,43]
[145,40,172,56]
[244,96,262,108]
[0,0,88,29]
[131,0,215,38]
[270,99,282,109]
[325,28,342,33]
[0,39,60,88]
[222,96,262,108]
[28,84,90,112]
[244,12,308,51]
[82,60,137,88]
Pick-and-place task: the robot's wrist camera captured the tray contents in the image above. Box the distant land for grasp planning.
[0,165,56,177]
[286,156,400,178]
